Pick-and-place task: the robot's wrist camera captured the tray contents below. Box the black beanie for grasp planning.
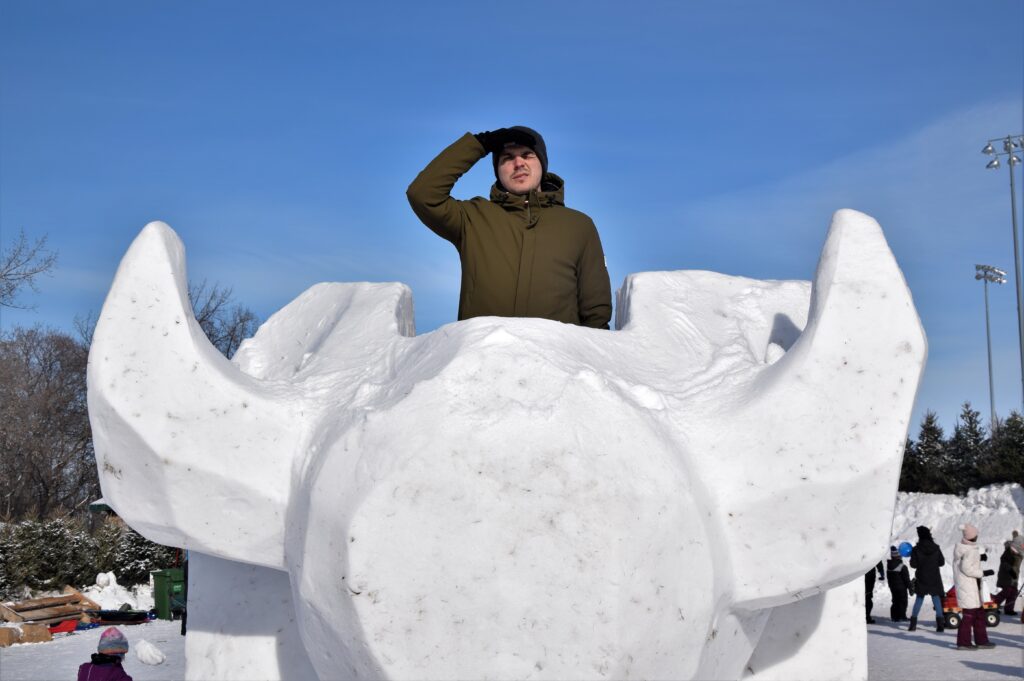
[916,526,932,541]
[492,126,548,179]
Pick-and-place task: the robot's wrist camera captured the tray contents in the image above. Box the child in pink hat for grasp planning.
[77,626,133,681]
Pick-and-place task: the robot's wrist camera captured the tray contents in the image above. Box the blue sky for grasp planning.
[1,1,1022,434]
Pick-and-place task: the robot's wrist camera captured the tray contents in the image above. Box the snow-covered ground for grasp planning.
[0,620,183,681]
[1,485,1021,680]
[2,615,1018,681]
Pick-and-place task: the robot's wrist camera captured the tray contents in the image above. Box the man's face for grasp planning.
[496,144,543,195]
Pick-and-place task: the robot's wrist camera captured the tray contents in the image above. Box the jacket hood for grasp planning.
[916,538,940,555]
[490,173,565,208]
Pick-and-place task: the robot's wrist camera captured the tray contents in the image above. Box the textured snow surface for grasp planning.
[1,500,1018,680]
[87,209,929,679]
[1,485,1019,681]
[2,618,1019,681]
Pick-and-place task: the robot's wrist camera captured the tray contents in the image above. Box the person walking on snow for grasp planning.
[864,560,884,624]
[77,626,133,681]
[952,523,995,650]
[407,126,613,329]
[886,545,911,621]
[992,532,1022,616]
[909,525,946,632]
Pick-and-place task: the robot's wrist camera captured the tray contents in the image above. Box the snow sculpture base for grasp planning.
[88,209,925,680]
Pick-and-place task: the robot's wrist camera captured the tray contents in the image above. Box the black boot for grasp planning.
[908,616,917,631]
[936,618,944,633]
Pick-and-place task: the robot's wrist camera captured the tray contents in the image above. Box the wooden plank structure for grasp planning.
[0,586,101,626]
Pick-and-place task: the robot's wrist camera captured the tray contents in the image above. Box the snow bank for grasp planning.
[81,572,154,611]
[891,483,1024,550]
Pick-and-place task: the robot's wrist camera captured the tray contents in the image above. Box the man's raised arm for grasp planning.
[406,133,489,247]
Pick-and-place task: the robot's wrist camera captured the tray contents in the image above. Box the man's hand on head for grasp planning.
[475,128,536,154]
[474,129,510,153]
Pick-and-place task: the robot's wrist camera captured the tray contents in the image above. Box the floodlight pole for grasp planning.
[982,135,1024,411]
[1009,153,1023,411]
[975,264,1006,432]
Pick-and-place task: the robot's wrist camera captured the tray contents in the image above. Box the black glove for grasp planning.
[474,128,536,154]
[474,129,507,153]
[980,553,987,562]
[983,569,994,576]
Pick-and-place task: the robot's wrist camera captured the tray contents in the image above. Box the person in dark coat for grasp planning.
[992,533,1022,616]
[864,560,884,624]
[886,546,912,621]
[909,525,946,632]
[407,127,613,328]
[77,626,133,681]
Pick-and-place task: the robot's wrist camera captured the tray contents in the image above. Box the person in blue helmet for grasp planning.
[886,545,912,621]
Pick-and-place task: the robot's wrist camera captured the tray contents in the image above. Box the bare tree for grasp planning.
[188,279,260,358]
[0,231,57,309]
[0,326,97,519]
[0,281,258,521]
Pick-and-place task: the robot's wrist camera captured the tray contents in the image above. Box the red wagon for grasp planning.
[941,586,1001,629]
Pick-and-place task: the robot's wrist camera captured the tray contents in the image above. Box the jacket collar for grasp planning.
[490,173,566,209]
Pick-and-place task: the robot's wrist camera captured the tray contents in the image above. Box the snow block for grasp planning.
[88,209,925,680]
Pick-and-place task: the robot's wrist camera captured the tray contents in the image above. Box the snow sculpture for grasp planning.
[87,209,925,680]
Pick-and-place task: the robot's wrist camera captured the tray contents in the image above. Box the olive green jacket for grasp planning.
[407,133,612,329]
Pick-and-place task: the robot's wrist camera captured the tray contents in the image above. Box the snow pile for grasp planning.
[135,638,166,665]
[891,483,1024,551]
[81,571,154,611]
[88,210,926,680]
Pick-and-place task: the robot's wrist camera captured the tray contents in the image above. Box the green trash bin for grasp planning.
[152,568,186,620]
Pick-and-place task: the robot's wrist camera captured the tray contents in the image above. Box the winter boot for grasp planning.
[908,616,917,631]
[936,618,944,633]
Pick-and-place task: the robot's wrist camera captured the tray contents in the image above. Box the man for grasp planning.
[407,126,612,329]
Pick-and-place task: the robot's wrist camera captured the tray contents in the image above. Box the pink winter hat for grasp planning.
[97,626,128,656]
[961,524,979,541]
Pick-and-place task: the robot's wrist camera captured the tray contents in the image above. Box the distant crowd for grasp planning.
[865,526,1023,651]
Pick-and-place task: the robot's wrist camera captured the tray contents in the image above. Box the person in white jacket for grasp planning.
[952,523,995,650]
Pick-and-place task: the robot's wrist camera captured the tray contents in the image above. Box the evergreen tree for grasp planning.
[899,437,923,492]
[980,411,1024,486]
[914,411,948,493]
[94,518,176,586]
[0,518,97,596]
[947,402,987,493]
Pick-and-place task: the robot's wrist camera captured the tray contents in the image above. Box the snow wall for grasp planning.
[87,209,927,680]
